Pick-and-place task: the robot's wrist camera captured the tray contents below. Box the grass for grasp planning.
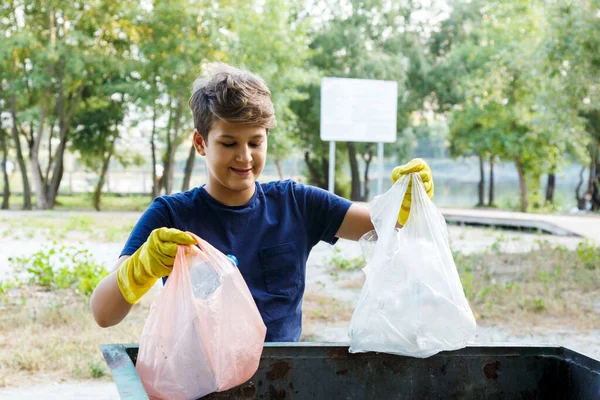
[301,290,354,341]
[0,240,138,387]
[4,193,151,212]
[327,247,365,272]
[7,244,108,297]
[453,239,600,328]
[324,234,600,331]
[0,285,354,387]
[0,213,138,243]
[0,288,150,387]
[302,290,354,324]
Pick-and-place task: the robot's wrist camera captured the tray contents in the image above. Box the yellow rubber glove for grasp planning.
[391,158,434,225]
[117,227,196,304]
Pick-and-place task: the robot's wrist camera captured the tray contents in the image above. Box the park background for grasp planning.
[0,0,599,398]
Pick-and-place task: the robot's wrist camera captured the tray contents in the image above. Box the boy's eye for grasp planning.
[250,142,262,148]
[221,142,235,147]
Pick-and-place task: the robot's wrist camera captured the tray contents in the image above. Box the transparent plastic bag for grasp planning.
[349,174,476,358]
[136,232,267,400]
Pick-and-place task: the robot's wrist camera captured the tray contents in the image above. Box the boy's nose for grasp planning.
[235,146,252,163]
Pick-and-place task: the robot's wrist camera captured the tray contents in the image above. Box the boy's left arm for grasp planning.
[335,158,434,241]
[335,203,374,241]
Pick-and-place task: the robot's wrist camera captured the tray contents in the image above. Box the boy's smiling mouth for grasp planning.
[231,167,252,176]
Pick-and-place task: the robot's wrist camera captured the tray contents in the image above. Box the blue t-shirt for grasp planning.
[121,180,352,341]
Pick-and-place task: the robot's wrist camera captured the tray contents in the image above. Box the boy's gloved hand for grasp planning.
[117,227,196,304]
[391,158,434,225]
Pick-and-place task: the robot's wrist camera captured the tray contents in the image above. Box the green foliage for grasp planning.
[55,194,150,212]
[88,361,106,379]
[576,240,600,270]
[327,248,365,271]
[0,279,17,302]
[9,243,108,298]
[454,237,600,321]
[1,0,598,210]
[436,0,600,211]
[0,0,140,208]
[524,297,547,313]
[291,0,428,198]
[489,232,506,253]
[65,215,95,233]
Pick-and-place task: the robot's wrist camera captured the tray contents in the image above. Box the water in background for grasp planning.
[7,153,581,212]
[363,158,584,211]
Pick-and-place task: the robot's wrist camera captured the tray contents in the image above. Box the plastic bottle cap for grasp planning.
[226,254,238,267]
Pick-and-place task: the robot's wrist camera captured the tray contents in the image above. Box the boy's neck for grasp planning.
[204,181,257,207]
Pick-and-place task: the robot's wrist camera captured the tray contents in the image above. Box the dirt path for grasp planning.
[0,381,118,399]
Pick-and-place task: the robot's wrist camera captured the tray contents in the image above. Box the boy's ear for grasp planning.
[193,129,206,156]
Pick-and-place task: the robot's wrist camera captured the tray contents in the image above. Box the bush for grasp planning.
[576,240,600,270]
[9,243,108,298]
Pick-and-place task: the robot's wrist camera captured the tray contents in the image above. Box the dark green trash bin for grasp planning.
[101,343,600,399]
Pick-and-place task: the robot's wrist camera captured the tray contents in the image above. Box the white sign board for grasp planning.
[320,77,398,143]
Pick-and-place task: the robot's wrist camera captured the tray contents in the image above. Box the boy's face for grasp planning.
[194,120,267,204]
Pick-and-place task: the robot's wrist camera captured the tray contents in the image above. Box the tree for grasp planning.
[70,98,141,211]
[0,3,33,209]
[0,127,10,209]
[540,0,600,210]
[448,106,493,206]
[0,0,139,209]
[129,0,204,196]
[439,0,590,212]
[429,0,500,207]
[224,0,314,179]
[293,0,432,200]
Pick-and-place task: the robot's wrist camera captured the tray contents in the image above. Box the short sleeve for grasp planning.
[294,183,352,247]
[120,197,174,257]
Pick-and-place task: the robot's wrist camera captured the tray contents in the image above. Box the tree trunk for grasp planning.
[1,130,10,209]
[590,147,600,211]
[47,83,83,208]
[575,165,585,209]
[545,171,556,204]
[30,95,50,210]
[164,97,184,195]
[321,142,330,190]
[151,100,159,198]
[9,95,32,210]
[488,155,495,206]
[347,142,360,200]
[303,150,326,189]
[94,151,113,211]
[159,100,174,194]
[181,143,196,192]
[515,155,527,212]
[44,119,56,192]
[589,149,597,195]
[477,154,485,206]
[274,159,284,180]
[362,147,373,201]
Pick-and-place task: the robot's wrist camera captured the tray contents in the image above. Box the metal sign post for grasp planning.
[328,141,336,193]
[377,142,384,195]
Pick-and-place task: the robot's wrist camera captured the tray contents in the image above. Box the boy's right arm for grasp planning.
[90,228,196,328]
[90,255,134,328]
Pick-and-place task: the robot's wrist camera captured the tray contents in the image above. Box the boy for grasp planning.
[90,64,433,341]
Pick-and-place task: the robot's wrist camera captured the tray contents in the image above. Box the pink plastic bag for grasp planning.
[136,232,267,400]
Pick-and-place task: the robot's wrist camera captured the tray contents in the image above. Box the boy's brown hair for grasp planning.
[189,63,276,139]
